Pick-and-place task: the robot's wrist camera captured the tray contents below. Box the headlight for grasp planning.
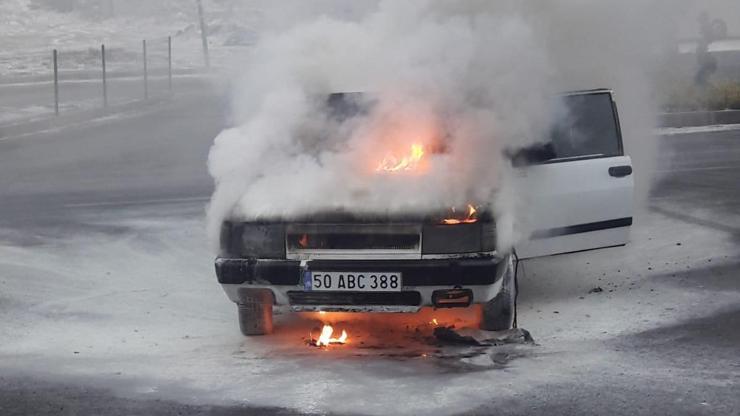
[422,221,496,254]
[220,221,286,259]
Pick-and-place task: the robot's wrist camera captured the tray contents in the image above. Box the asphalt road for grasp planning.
[0,94,738,415]
[0,86,223,232]
[0,75,211,124]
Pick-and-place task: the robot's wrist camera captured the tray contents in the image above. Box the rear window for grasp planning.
[550,92,622,160]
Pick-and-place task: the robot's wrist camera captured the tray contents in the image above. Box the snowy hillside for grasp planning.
[0,0,260,77]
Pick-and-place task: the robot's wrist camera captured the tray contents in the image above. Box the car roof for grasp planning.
[561,88,614,96]
[328,89,615,99]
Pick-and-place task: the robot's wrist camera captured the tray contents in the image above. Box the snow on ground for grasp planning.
[678,38,740,54]
[0,198,737,415]
[0,0,251,126]
[0,0,257,78]
[0,104,49,124]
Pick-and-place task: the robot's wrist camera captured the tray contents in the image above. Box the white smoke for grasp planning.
[206,0,695,251]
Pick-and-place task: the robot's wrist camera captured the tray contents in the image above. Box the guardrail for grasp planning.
[660,109,740,128]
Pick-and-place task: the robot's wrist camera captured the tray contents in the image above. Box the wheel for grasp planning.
[237,289,274,336]
[480,255,517,331]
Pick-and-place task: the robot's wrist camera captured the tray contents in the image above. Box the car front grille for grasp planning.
[285,223,421,259]
[287,291,422,306]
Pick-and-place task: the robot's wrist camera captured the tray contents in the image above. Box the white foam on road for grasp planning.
[0,204,738,415]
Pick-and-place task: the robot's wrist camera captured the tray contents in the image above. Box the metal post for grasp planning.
[53,49,59,115]
[142,39,148,100]
[196,0,210,69]
[101,44,108,107]
[167,36,172,92]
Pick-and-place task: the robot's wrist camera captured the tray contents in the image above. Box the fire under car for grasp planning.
[214,89,634,335]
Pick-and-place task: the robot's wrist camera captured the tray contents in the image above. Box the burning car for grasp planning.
[214,89,634,335]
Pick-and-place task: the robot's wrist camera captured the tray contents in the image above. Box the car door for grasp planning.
[514,90,634,259]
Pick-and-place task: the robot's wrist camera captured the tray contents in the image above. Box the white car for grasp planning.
[214,88,634,335]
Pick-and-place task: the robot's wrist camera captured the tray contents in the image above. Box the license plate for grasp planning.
[304,271,402,292]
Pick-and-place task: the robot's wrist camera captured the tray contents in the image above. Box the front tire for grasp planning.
[237,289,274,336]
[480,255,517,331]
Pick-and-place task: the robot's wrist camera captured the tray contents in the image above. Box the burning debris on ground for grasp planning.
[308,324,349,347]
[433,326,535,347]
[433,326,487,346]
[295,310,535,364]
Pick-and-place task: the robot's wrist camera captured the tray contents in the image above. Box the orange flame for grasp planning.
[376,143,425,172]
[442,204,478,225]
[298,233,309,248]
[314,324,348,347]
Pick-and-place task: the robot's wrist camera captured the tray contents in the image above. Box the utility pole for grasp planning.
[196,0,210,69]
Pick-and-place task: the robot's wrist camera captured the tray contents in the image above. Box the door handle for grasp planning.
[609,165,633,177]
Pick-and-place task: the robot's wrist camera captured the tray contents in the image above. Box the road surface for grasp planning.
[0,75,210,125]
[0,93,738,415]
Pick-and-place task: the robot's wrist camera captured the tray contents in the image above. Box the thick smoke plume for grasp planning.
[207,0,690,251]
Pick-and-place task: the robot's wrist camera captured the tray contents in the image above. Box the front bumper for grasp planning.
[215,255,511,312]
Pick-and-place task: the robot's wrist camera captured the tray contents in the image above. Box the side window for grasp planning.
[550,93,622,160]
[508,92,622,167]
